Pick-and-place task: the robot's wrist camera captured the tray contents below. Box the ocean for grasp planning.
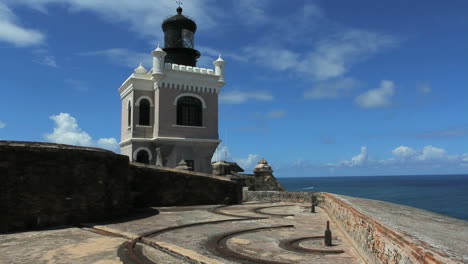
[277,174,468,221]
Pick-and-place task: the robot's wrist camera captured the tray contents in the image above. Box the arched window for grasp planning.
[177,96,202,126]
[136,150,149,164]
[127,101,132,127]
[139,99,150,126]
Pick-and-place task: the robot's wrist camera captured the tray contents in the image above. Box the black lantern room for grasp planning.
[162,7,201,66]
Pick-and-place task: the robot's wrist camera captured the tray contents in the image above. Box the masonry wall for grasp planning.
[318,193,460,264]
[130,162,242,207]
[246,191,462,264]
[0,141,131,233]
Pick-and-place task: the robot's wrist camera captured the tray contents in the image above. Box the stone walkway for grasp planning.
[0,202,365,264]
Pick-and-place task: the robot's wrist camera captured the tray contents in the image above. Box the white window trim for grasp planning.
[127,99,132,129]
[135,96,154,106]
[173,93,207,108]
[133,147,153,161]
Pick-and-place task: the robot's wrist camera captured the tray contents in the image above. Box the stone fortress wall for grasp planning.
[247,191,467,264]
[1,140,466,263]
[0,141,242,233]
[0,141,131,233]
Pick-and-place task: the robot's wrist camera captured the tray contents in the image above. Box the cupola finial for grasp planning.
[176,0,183,14]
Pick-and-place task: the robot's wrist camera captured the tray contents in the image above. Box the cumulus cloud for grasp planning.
[0,121,6,128]
[322,145,468,169]
[212,144,232,161]
[219,90,273,104]
[96,138,119,151]
[212,144,259,171]
[392,146,417,159]
[332,146,369,167]
[417,145,447,161]
[355,80,395,108]
[0,2,45,47]
[44,113,119,152]
[305,78,360,99]
[235,154,259,171]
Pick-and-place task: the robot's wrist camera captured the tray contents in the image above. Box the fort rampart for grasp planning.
[0,141,131,233]
[130,162,242,208]
[247,191,466,264]
[0,141,242,233]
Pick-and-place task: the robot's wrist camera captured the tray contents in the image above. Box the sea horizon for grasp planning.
[276,173,468,178]
[277,174,468,221]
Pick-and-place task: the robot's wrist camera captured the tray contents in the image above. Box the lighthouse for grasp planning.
[118,7,226,173]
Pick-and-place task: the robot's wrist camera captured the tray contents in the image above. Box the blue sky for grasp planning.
[1,0,467,177]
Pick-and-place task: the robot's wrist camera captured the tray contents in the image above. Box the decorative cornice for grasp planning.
[120,137,221,146]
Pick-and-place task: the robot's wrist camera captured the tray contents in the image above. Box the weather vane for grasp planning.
[176,0,183,7]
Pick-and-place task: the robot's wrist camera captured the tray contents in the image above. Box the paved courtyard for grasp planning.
[0,202,365,264]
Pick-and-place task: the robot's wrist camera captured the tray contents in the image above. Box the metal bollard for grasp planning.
[324,221,332,246]
[311,194,317,213]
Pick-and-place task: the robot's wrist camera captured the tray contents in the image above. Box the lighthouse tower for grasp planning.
[118,7,226,173]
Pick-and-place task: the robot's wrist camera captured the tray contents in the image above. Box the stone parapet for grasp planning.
[0,141,131,233]
[245,191,467,264]
[129,162,242,207]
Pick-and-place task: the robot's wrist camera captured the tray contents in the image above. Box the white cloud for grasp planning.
[322,145,468,169]
[235,154,259,171]
[243,46,299,72]
[212,144,259,171]
[212,144,232,162]
[332,146,369,167]
[197,45,248,67]
[266,109,286,118]
[0,2,45,47]
[417,82,432,95]
[306,30,396,80]
[96,138,119,151]
[392,146,417,159]
[79,48,152,68]
[219,90,273,104]
[417,145,447,161]
[355,80,395,108]
[44,113,119,152]
[304,78,360,99]
[243,29,396,80]
[0,121,6,128]
[6,0,216,39]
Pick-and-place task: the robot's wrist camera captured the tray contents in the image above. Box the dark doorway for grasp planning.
[136,150,150,164]
[185,160,195,171]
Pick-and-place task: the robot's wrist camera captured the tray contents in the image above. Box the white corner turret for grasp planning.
[151,43,167,77]
[134,63,148,75]
[213,54,227,83]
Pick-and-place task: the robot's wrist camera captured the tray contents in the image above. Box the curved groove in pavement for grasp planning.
[252,205,296,217]
[118,240,157,264]
[278,236,345,254]
[210,205,269,219]
[207,225,295,264]
[143,218,255,238]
